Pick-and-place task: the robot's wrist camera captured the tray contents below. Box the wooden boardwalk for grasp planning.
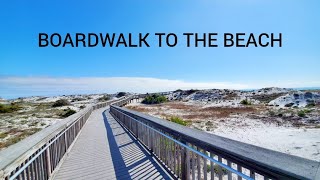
[53,107,171,180]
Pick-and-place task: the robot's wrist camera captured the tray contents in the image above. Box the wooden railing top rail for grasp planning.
[111,105,320,180]
[0,97,127,176]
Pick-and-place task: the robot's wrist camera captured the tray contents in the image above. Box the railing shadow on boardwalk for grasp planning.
[102,110,171,180]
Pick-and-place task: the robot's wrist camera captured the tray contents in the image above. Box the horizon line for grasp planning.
[1,76,320,99]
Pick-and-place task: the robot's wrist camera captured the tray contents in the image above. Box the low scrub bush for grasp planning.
[240,99,252,105]
[268,110,276,116]
[297,109,312,117]
[167,116,189,126]
[297,110,306,117]
[306,102,316,108]
[0,132,8,139]
[60,108,76,118]
[98,95,110,102]
[0,103,21,113]
[142,94,167,104]
[52,99,70,107]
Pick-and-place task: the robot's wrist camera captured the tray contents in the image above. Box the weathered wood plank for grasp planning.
[53,108,171,180]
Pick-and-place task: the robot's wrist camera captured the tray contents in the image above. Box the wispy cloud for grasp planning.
[0,76,319,99]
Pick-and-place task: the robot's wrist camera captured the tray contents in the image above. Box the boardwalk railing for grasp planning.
[0,96,134,180]
[110,105,320,180]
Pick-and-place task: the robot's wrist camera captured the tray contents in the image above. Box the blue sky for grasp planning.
[0,0,320,98]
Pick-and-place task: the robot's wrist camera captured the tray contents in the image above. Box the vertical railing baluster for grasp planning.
[186,145,190,180]
[227,160,232,180]
[203,153,207,180]
[30,156,36,179]
[210,152,214,180]
[250,170,255,179]
[36,153,41,180]
[42,153,46,179]
[174,142,177,176]
[158,133,161,160]
[181,142,186,180]
[21,162,26,180]
[218,156,223,180]
[177,144,181,177]
[164,135,167,164]
[46,146,51,177]
[159,133,162,160]
[64,132,68,152]
[197,147,201,180]
[192,147,196,180]
[26,164,30,180]
[150,129,154,153]
[237,165,242,180]
[168,140,172,171]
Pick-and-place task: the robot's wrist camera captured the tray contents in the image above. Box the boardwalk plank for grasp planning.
[53,107,171,180]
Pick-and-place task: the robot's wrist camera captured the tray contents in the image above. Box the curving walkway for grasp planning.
[53,107,171,180]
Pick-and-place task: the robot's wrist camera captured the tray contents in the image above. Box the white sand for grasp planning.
[127,101,320,161]
[212,118,320,161]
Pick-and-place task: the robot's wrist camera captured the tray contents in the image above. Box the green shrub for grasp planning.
[60,108,76,118]
[52,99,70,107]
[207,164,211,172]
[298,110,306,117]
[142,94,167,104]
[306,102,316,108]
[297,109,312,117]
[0,103,21,113]
[304,109,312,113]
[268,110,276,116]
[167,116,189,126]
[205,121,213,126]
[98,95,110,102]
[240,99,251,105]
[0,132,8,139]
